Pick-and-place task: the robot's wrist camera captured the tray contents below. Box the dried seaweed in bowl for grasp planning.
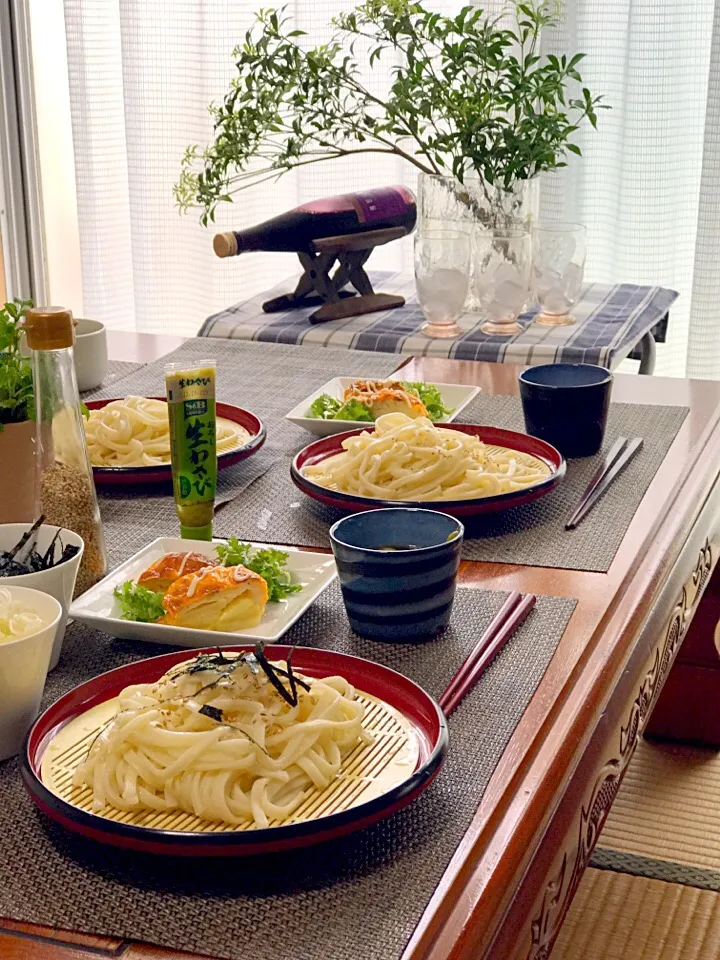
[0,515,81,577]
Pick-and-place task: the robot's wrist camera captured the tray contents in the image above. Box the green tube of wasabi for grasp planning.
[165,360,218,541]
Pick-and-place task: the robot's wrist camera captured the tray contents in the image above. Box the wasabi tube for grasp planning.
[165,361,217,541]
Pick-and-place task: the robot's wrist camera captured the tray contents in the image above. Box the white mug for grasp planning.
[74,318,108,392]
[0,524,84,670]
[0,585,62,761]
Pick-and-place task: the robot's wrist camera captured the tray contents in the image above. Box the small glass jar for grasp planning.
[25,307,107,595]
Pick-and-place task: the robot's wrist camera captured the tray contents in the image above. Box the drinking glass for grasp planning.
[414,230,471,339]
[532,222,587,326]
[475,229,532,336]
[330,508,464,642]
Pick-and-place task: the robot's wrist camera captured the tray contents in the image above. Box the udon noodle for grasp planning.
[302,412,551,501]
[85,396,249,467]
[73,653,368,828]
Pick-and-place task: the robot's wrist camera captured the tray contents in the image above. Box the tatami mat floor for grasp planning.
[550,739,720,959]
[599,740,720,871]
[552,869,720,959]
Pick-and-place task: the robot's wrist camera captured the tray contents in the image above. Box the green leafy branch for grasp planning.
[175,0,607,224]
[0,298,34,430]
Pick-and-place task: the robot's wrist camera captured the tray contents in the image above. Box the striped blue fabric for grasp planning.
[199,272,677,368]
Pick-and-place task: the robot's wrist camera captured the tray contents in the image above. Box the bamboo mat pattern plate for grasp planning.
[0,581,575,960]
[41,684,418,833]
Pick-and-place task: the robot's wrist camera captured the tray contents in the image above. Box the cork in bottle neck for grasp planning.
[213,232,238,258]
[24,307,76,350]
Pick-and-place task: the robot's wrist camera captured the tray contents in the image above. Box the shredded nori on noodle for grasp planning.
[198,704,224,723]
[253,643,309,707]
[176,648,310,708]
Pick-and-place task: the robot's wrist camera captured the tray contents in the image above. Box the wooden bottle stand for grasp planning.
[262,226,407,324]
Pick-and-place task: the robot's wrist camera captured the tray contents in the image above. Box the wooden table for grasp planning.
[5,336,720,960]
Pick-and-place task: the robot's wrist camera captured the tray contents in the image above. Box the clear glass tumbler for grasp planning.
[532,222,587,326]
[475,229,532,336]
[414,230,471,339]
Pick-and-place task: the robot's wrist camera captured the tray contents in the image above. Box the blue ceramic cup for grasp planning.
[518,362,613,458]
[329,508,464,642]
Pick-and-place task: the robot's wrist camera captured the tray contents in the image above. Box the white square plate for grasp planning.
[285,377,480,437]
[69,537,337,648]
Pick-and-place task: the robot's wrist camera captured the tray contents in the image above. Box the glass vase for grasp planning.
[417,173,537,312]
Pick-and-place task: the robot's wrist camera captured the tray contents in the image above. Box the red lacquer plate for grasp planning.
[86,398,266,486]
[22,645,447,857]
[291,424,566,518]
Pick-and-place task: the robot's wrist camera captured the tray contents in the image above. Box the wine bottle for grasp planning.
[213,185,416,257]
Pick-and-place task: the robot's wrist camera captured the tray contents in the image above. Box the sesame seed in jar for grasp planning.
[40,461,107,596]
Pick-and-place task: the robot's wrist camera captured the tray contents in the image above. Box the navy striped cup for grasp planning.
[329,508,464,642]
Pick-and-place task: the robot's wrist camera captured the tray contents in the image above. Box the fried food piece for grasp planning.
[343,380,428,419]
[161,564,269,631]
[137,552,218,595]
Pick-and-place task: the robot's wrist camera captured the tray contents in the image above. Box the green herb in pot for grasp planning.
[0,298,34,432]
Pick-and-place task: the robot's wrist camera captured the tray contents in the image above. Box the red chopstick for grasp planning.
[438,591,522,712]
[439,592,536,717]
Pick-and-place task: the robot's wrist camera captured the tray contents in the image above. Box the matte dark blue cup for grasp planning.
[329,508,464,642]
[518,363,613,458]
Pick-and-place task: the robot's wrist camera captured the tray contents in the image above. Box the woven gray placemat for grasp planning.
[0,583,575,960]
[89,340,399,553]
[91,338,400,452]
[81,359,142,397]
[212,394,687,573]
[455,394,688,569]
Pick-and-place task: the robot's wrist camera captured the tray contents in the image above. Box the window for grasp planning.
[23,1,720,378]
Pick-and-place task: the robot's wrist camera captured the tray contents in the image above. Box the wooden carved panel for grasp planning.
[528,540,713,960]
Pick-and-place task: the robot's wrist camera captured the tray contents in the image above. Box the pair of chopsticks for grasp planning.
[438,591,536,717]
[565,436,644,531]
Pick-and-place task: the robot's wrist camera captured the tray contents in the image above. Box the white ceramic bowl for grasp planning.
[74,318,108,392]
[0,585,62,760]
[0,524,84,670]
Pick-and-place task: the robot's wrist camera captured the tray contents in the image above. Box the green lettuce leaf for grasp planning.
[332,398,374,421]
[308,394,342,419]
[308,393,373,422]
[215,538,302,602]
[113,581,165,622]
[308,394,373,422]
[401,382,454,421]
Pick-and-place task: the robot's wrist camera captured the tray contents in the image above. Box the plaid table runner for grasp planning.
[200,271,677,368]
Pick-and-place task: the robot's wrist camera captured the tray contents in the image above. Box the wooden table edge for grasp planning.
[399,378,720,957]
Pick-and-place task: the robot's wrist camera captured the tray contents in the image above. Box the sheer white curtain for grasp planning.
[63,0,719,377]
[62,0,418,337]
[539,0,716,377]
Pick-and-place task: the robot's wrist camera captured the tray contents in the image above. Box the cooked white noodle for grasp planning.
[85,396,249,467]
[73,655,368,828]
[303,412,551,501]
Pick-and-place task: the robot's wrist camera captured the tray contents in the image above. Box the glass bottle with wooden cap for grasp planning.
[25,306,107,595]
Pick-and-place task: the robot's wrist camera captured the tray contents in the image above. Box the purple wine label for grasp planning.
[298,186,414,220]
[351,186,414,223]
